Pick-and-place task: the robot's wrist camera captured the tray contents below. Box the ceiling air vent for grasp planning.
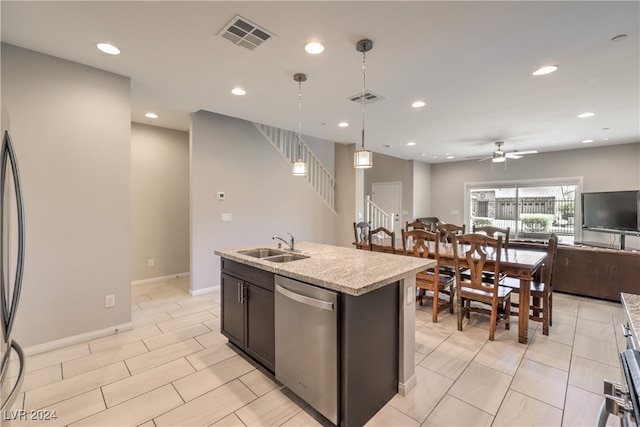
[218,15,275,51]
[348,91,385,104]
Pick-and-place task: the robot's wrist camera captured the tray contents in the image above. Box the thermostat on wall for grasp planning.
[217,192,225,201]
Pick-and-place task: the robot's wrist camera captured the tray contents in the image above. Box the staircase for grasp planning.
[366,195,396,233]
[254,123,335,212]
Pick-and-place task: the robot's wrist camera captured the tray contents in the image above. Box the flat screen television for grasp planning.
[581,190,640,232]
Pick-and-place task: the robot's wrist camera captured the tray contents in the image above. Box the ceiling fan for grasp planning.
[478,141,538,163]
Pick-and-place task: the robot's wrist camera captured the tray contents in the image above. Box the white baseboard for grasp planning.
[190,285,218,296]
[398,374,417,396]
[24,321,134,357]
[131,272,190,287]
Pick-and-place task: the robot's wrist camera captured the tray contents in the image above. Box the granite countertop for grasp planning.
[214,241,434,296]
[622,293,640,347]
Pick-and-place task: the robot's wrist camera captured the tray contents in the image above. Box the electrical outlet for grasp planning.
[105,294,115,308]
[148,258,154,267]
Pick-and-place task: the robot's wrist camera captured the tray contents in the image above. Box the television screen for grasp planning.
[581,191,640,232]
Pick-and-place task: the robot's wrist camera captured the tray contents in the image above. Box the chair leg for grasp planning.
[457,294,463,331]
[542,293,549,336]
[432,287,439,323]
[448,287,454,314]
[549,292,553,327]
[489,302,497,341]
[505,295,510,331]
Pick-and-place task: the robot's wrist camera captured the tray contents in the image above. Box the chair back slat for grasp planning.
[402,229,437,259]
[454,233,503,299]
[436,223,466,243]
[472,225,510,248]
[370,226,396,254]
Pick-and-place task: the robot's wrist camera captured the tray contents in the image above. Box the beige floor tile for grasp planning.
[576,317,619,341]
[194,330,228,348]
[568,355,622,394]
[552,307,578,327]
[474,340,526,375]
[510,359,568,409]
[71,384,183,426]
[24,343,90,373]
[88,324,162,353]
[448,362,512,415]
[184,342,237,371]
[414,325,451,356]
[173,355,255,402]
[125,338,203,375]
[136,298,183,312]
[414,350,427,366]
[102,358,196,407]
[235,387,305,426]
[203,317,221,332]
[167,300,216,319]
[210,413,248,426]
[422,394,494,427]
[62,341,148,378]
[131,310,173,327]
[239,368,279,397]
[156,310,215,333]
[280,408,328,427]
[578,305,612,324]
[553,294,580,313]
[364,405,420,427]
[419,340,477,380]
[389,365,453,423]
[154,379,257,426]
[524,336,572,371]
[131,293,151,304]
[17,364,62,393]
[563,385,621,427]
[24,362,130,410]
[572,334,620,367]
[11,389,105,427]
[444,327,488,352]
[532,321,575,346]
[493,389,562,426]
[143,323,211,351]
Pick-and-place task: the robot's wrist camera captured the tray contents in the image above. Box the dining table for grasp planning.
[433,241,547,344]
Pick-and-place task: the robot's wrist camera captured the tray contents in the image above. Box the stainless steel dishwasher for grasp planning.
[274,275,339,425]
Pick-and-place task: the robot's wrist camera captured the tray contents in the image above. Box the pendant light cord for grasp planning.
[298,80,303,160]
[361,50,366,150]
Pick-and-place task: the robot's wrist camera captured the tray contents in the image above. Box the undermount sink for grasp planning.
[239,248,286,258]
[238,248,309,263]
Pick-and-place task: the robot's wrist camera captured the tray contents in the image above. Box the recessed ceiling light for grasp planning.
[532,65,558,76]
[406,141,416,146]
[338,121,349,128]
[231,88,246,96]
[446,155,455,159]
[411,101,426,108]
[145,112,158,119]
[97,43,120,55]
[577,112,596,118]
[582,139,594,144]
[304,42,324,54]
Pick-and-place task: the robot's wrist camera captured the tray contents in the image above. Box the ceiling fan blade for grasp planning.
[478,156,494,162]
[506,150,538,156]
[505,153,523,159]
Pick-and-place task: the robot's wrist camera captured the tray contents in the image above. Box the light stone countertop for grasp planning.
[622,293,640,348]
[214,241,435,296]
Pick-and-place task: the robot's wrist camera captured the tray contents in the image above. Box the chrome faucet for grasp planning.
[273,233,296,252]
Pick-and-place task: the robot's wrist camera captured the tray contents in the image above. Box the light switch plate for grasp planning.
[221,213,232,222]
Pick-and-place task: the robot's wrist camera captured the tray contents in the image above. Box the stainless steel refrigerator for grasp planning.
[0,130,26,412]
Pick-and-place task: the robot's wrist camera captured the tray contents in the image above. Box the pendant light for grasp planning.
[292,73,308,176]
[354,39,373,169]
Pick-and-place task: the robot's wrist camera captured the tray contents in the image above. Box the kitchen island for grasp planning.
[215,242,434,427]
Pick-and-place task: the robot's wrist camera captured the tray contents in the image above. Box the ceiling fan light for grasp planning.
[492,156,506,163]
[354,149,373,168]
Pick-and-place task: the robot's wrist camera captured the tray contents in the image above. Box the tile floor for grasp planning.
[6,278,627,426]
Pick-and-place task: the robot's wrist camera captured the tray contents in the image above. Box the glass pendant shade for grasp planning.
[293,160,308,176]
[354,149,373,168]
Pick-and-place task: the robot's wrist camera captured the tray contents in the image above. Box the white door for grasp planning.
[372,182,402,234]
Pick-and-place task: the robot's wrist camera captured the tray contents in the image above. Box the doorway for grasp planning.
[372,182,402,234]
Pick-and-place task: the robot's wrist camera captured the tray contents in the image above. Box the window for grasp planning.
[465,179,581,243]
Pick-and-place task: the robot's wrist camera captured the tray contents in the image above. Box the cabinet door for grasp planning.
[245,283,275,371]
[221,273,245,348]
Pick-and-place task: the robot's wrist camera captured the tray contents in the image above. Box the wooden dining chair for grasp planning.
[501,233,559,335]
[453,233,512,341]
[353,222,371,250]
[472,225,510,248]
[402,229,455,323]
[369,226,396,254]
[405,220,431,231]
[436,223,466,243]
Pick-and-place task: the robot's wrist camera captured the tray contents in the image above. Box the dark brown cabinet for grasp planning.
[220,259,275,371]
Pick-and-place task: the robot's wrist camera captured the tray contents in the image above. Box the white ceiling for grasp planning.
[1,1,639,163]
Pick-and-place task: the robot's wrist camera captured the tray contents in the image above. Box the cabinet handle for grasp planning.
[237,282,241,303]
[240,283,245,303]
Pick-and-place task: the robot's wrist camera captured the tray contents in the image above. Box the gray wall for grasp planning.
[190,110,341,293]
[1,44,132,347]
[335,143,357,248]
[364,152,414,226]
[411,160,431,219]
[131,123,189,281]
[431,142,640,247]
